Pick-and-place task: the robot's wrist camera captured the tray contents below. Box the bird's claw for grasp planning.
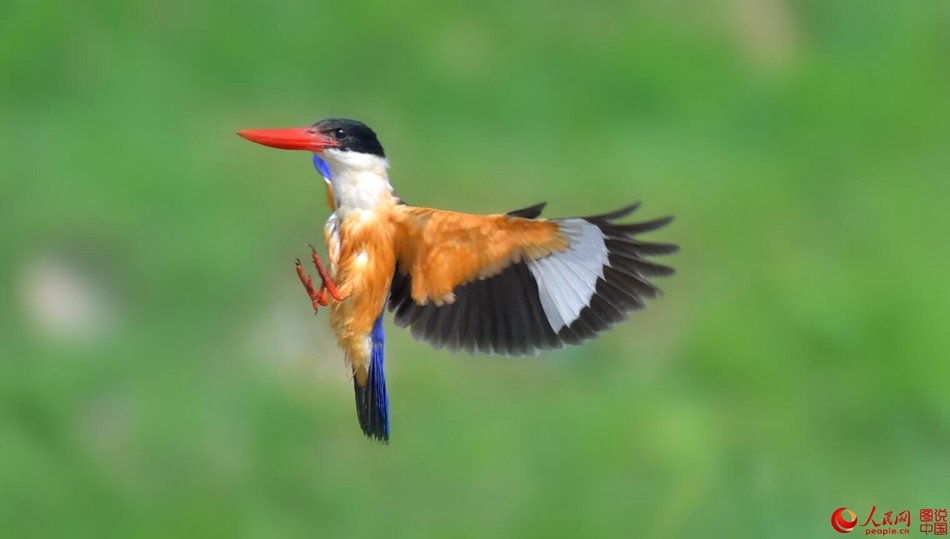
[295,244,341,312]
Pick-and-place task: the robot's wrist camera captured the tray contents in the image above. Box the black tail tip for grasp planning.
[354,376,390,443]
[353,362,390,443]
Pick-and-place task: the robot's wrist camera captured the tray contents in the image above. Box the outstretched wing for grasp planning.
[387,202,677,356]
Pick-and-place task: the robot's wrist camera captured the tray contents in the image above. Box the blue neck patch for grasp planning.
[312,154,332,180]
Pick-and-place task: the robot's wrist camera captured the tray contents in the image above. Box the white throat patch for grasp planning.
[319,149,393,211]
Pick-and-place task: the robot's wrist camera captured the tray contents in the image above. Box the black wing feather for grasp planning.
[388,203,676,356]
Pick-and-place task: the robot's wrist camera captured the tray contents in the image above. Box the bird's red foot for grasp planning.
[295,245,342,313]
[307,244,342,302]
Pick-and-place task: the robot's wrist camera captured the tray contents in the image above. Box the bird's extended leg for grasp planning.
[295,245,342,313]
[295,259,328,312]
[307,244,342,301]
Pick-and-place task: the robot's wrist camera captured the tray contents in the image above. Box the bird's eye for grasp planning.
[334,128,348,140]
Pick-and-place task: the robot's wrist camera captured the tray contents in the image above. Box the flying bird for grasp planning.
[237,119,678,442]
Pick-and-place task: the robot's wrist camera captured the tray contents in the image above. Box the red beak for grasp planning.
[236,127,338,152]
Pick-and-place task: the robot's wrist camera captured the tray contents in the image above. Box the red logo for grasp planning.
[830,506,946,535]
[833,507,858,534]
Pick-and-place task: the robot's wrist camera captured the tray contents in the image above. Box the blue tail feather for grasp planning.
[354,314,389,442]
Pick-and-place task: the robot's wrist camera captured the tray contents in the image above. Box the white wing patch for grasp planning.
[526,219,609,332]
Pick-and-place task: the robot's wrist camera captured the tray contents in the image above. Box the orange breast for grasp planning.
[327,209,397,382]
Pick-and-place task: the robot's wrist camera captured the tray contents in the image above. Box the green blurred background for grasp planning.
[2,0,949,537]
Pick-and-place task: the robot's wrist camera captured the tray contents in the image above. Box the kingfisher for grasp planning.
[237,118,678,442]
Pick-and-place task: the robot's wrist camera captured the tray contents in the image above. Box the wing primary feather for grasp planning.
[506,202,547,219]
[489,275,512,355]
[460,283,483,354]
[460,282,479,354]
[608,252,676,277]
[606,237,680,256]
[606,266,659,299]
[538,255,589,327]
[475,281,495,354]
[601,215,675,236]
[516,263,558,350]
[409,308,433,341]
[585,203,641,222]
[443,291,466,352]
[589,283,628,321]
[592,295,629,327]
[599,269,647,311]
[503,267,532,355]
[421,301,448,349]
[556,323,583,346]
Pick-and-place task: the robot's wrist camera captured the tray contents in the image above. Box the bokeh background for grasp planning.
[2,0,949,537]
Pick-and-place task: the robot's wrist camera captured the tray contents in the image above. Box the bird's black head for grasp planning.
[237,117,386,161]
[311,118,385,158]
